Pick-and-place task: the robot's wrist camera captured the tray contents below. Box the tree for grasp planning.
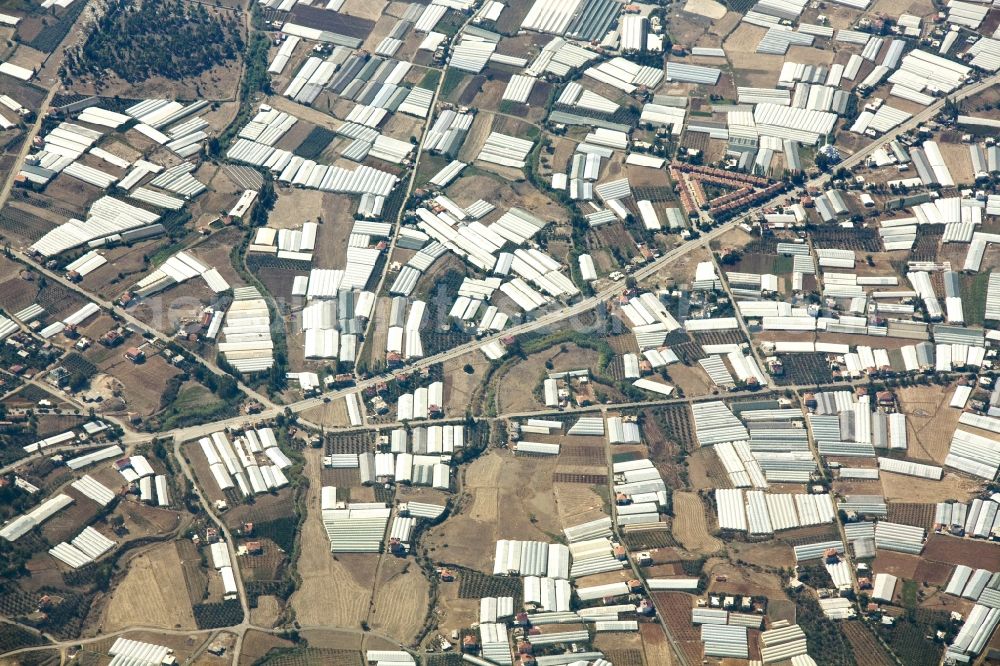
[216,375,240,401]
[942,96,962,120]
[68,371,89,392]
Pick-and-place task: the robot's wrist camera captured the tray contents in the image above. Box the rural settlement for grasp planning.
[0,0,1000,663]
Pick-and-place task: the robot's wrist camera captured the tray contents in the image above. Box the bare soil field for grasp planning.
[80,239,162,300]
[432,574,481,639]
[365,296,390,373]
[250,595,282,628]
[492,449,565,540]
[299,396,352,428]
[88,352,182,419]
[382,110,424,144]
[467,76,507,113]
[188,227,247,292]
[361,14,398,54]
[290,449,374,628]
[912,558,954,587]
[728,540,795,570]
[274,122,315,154]
[785,45,835,68]
[190,165,247,225]
[445,172,567,225]
[686,447,730,492]
[425,448,567,571]
[732,58,787,88]
[114,499,185,541]
[368,556,430,645]
[553,482,608,530]
[640,622,675,666]
[832,477,881,495]
[894,385,962,465]
[457,112,495,165]
[666,363,713,398]
[268,188,326,231]
[495,344,601,413]
[112,260,213,319]
[938,141,975,186]
[103,543,197,631]
[5,43,44,73]
[706,558,787,599]
[652,591,702,665]
[40,489,103,545]
[176,538,208,608]
[880,471,979,504]
[886,502,936,529]
[596,634,647,666]
[224,495,297,538]
[918,588,973,618]
[870,0,934,14]
[683,0,727,19]
[923,533,1000,569]
[641,246,711,290]
[721,23,767,57]
[312,194,356,271]
[626,163,672,191]
[546,137,577,176]
[442,352,488,414]
[672,492,723,554]
[339,0,388,21]
[495,32,550,64]
[239,630,296,666]
[671,3,741,51]
[288,4,373,37]
[871,550,922,581]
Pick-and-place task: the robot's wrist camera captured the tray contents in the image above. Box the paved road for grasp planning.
[124,81,953,449]
[834,72,1000,173]
[0,6,995,660]
[0,4,87,210]
[3,42,983,454]
[150,103,890,444]
[0,616,410,663]
[710,252,775,390]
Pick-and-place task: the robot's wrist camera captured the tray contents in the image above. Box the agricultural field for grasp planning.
[102,542,197,631]
[883,370,960,431]
[671,492,723,554]
[885,502,936,529]
[842,622,895,666]
[368,556,431,645]
[422,448,565,569]
[877,617,944,666]
[2,0,1000,659]
[652,592,702,665]
[493,343,604,413]
[290,449,376,629]
[772,353,835,386]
